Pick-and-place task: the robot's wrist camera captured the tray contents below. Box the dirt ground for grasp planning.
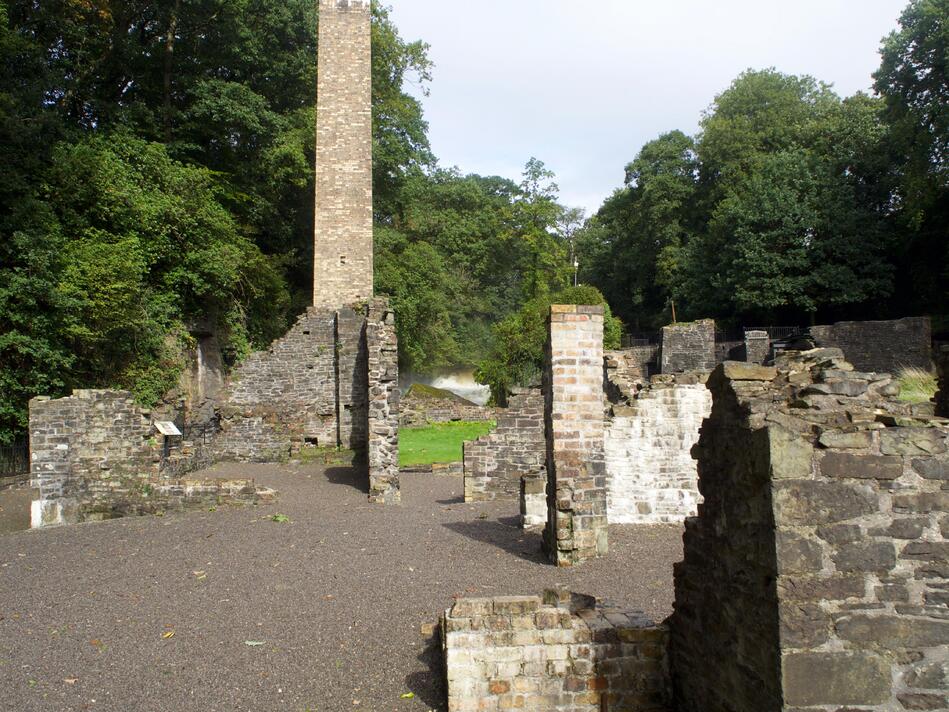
[0,487,31,536]
[0,463,684,712]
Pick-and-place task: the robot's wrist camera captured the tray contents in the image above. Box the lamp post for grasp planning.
[573,258,579,287]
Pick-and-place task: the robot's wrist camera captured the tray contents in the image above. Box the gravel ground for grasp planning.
[0,463,683,712]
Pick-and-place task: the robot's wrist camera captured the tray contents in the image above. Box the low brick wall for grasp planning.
[605,376,711,525]
[671,353,949,712]
[811,316,933,374]
[463,388,544,503]
[442,587,671,712]
[29,390,274,528]
[660,320,716,374]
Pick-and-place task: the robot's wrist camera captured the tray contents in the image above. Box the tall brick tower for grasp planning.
[314,0,373,309]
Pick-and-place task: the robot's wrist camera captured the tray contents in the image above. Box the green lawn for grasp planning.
[399,421,495,467]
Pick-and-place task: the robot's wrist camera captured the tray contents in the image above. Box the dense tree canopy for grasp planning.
[581,37,943,329]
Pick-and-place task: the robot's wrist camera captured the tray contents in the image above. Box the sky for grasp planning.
[386,0,909,215]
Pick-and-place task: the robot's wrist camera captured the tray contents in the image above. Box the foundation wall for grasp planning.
[443,589,671,712]
[811,316,933,374]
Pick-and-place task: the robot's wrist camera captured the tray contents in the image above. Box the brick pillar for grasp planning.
[743,329,770,365]
[367,298,400,504]
[543,305,608,567]
[313,0,373,309]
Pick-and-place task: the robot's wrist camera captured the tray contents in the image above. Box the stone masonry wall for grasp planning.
[543,305,608,567]
[313,0,373,309]
[215,308,338,460]
[937,345,948,418]
[463,389,544,503]
[744,329,771,365]
[671,352,949,712]
[29,390,273,528]
[367,299,400,505]
[811,316,933,374]
[660,320,716,374]
[605,376,712,525]
[443,587,671,712]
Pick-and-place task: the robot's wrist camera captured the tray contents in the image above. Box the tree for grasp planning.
[475,285,621,405]
[875,0,949,312]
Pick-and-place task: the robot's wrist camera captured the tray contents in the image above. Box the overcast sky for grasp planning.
[386,0,909,214]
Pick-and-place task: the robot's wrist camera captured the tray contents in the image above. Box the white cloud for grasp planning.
[387,0,908,213]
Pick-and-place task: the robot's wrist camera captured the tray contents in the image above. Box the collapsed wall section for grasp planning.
[543,305,608,567]
[29,390,272,528]
[443,588,671,712]
[672,353,949,712]
[463,388,544,503]
[605,376,711,524]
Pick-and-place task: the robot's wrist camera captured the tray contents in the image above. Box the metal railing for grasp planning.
[0,437,29,478]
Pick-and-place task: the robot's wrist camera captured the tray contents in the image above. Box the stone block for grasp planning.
[832,541,897,573]
[772,480,878,525]
[835,615,949,648]
[782,652,891,707]
[819,452,903,480]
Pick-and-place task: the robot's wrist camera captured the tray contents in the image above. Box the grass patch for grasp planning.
[399,421,495,467]
[897,366,937,404]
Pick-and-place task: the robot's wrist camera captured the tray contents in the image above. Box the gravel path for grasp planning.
[0,463,683,712]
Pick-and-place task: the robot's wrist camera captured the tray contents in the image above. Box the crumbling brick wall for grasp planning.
[463,388,544,503]
[543,305,608,567]
[743,329,771,365]
[605,375,711,524]
[29,390,272,528]
[443,588,671,712]
[671,352,949,712]
[660,320,716,374]
[811,316,933,374]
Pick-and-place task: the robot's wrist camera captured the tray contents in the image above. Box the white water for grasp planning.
[401,368,491,406]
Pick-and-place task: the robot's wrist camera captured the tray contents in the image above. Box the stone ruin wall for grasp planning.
[463,388,545,503]
[660,320,717,374]
[443,588,671,712]
[672,352,949,712]
[29,390,273,528]
[213,308,340,461]
[367,299,400,504]
[811,316,933,374]
[446,347,948,711]
[605,374,711,525]
[543,305,609,567]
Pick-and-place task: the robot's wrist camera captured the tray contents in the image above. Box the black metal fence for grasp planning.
[0,437,29,478]
[622,325,806,348]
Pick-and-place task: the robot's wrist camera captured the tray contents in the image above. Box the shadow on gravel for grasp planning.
[442,517,548,564]
[405,631,446,710]
[436,496,464,505]
[324,466,369,494]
